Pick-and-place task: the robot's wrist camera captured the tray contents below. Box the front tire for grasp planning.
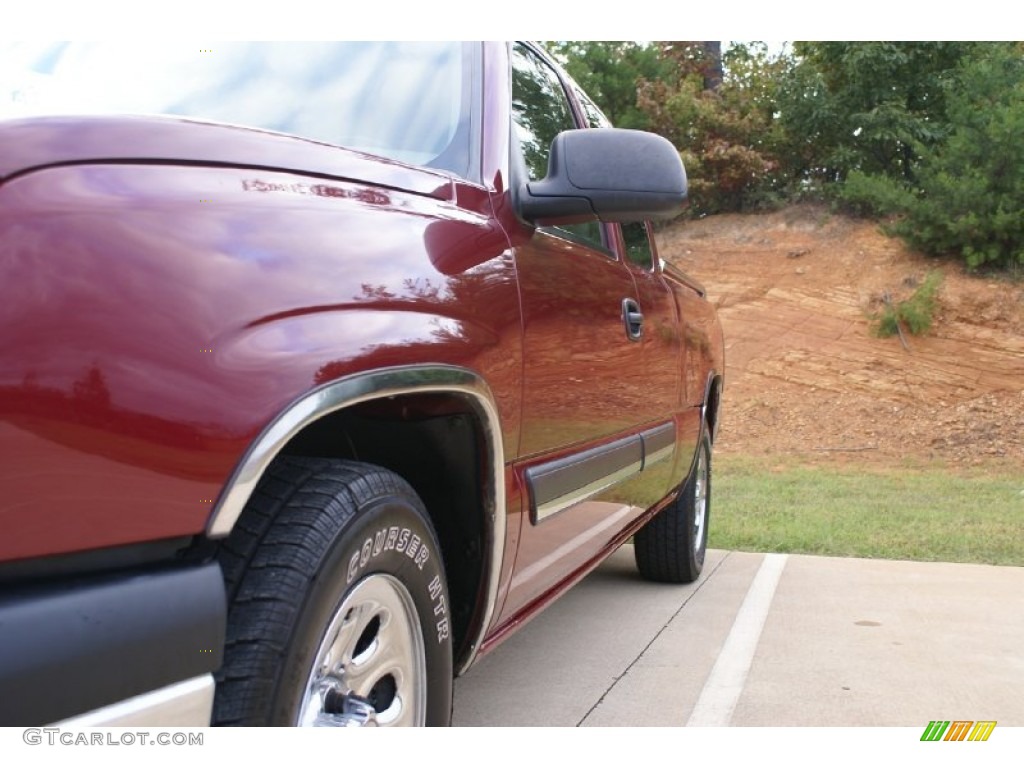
[213,457,453,726]
[634,427,712,583]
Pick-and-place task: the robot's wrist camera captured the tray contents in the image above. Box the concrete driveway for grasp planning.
[453,546,1024,726]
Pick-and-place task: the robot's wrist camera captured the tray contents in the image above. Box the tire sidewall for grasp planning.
[271,493,453,726]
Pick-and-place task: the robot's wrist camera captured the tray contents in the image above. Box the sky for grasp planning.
[9,1,1014,41]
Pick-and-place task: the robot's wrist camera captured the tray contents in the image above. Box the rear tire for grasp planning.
[634,428,711,583]
[213,457,453,726]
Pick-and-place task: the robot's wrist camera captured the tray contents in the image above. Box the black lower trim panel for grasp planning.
[0,562,225,726]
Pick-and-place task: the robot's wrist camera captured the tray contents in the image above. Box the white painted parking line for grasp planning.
[687,553,788,726]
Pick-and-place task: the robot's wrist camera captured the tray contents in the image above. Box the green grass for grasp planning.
[709,456,1024,566]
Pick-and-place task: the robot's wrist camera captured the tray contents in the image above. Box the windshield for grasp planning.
[0,41,480,179]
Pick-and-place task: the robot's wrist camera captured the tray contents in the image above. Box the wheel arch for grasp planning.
[205,364,505,676]
[701,372,724,444]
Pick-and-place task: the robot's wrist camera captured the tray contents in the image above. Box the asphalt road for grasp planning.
[453,546,1024,727]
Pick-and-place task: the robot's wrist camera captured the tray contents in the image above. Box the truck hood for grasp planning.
[0,115,455,201]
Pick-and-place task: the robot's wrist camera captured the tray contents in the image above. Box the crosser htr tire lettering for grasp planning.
[213,457,453,726]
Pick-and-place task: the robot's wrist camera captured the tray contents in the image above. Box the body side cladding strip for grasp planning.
[526,420,676,524]
[527,434,642,522]
[640,422,676,468]
[0,563,224,726]
[529,456,642,524]
[204,364,505,677]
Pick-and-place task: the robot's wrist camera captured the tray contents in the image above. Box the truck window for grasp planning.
[510,43,604,251]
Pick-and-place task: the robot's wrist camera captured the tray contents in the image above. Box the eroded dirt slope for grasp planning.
[657,206,1024,468]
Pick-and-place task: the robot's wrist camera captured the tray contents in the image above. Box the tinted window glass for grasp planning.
[510,43,602,248]
[622,221,655,270]
[510,43,576,181]
[0,42,479,179]
[572,84,613,130]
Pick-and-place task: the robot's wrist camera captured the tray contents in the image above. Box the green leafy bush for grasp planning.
[890,47,1024,270]
[836,170,913,217]
[831,44,1024,271]
[872,271,944,338]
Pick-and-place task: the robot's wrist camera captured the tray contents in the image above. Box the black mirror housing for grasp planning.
[519,128,687,225]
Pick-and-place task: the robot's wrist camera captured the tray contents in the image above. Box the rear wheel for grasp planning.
[634,428,711,583]
[213,457,453,726]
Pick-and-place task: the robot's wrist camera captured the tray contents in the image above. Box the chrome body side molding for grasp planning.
[205,364,505,676]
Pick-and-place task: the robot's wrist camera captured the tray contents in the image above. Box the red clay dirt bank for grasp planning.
[658,206,1024,469]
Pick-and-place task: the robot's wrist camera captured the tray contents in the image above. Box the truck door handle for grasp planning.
[622,298,643,340]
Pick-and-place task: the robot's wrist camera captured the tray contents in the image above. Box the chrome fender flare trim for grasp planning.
[205,364,505,675]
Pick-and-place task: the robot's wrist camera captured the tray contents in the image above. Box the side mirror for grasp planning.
[519,128,687,225]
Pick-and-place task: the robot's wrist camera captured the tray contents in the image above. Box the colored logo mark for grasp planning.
[920,720,996,742]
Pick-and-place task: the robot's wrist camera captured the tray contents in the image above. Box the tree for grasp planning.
[776,42,978,185]
[550,39,1024,271]
[817,43,1024,270]
[700,42,723,92]
[544,42,673,130]
[637,42,789,214]
[890,44,1024,270]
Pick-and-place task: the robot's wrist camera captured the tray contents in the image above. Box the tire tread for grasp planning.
[634,430,712,584]
[213,457,433,726]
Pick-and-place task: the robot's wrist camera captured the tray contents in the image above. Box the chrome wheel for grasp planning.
[297,573,427,727]
[693,447,708,561]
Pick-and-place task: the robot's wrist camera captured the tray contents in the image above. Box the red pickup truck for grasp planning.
[0,41,724,727]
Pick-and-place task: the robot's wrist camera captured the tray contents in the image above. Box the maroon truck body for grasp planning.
[0,41,723,726]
